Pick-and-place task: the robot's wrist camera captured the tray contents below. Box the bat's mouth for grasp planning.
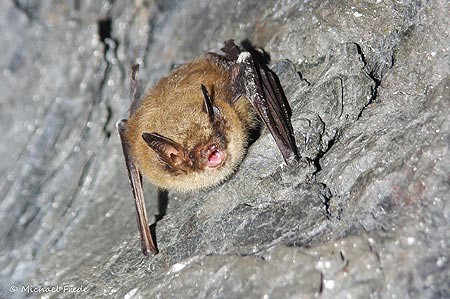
[206,149,226,168]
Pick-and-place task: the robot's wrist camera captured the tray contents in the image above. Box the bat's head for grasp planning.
[141,133,227,173]
[138,83,252,191]
[141,84,228,173]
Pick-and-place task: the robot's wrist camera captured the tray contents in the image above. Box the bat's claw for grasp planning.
[142,246,158,256]
[287,155,312,168]
[285,155,300,167]
[300,156,312,166]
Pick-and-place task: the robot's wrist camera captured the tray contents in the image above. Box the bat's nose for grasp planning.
[202,144,226,168]
[207,149,225,168]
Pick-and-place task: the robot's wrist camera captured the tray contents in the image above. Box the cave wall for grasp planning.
[0,1,448,298]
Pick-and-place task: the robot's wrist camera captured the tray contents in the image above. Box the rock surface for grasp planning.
[0,0,448,298]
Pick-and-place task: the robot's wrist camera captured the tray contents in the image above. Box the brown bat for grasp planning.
[117,40,300,255]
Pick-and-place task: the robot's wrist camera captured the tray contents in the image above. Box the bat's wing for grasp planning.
[209,40,300,165]
[117,64,157,255]
[117,120,158,255]
[129,64,142,117]
[236,52,300,165]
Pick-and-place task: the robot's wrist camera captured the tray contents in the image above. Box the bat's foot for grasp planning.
[299,156,312,166]
[290,156,312,169]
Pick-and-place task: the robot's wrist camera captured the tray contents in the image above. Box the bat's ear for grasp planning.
[142,132,185,166]
[200,84,215,123]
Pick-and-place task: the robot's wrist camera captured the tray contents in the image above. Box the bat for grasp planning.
[117,40,300,255]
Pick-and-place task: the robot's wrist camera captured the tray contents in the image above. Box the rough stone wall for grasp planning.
[0,0,448,298]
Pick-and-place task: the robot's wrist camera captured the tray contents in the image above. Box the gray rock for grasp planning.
[0,0,448,298]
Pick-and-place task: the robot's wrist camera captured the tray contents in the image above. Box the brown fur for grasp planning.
[125,58,258,191]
